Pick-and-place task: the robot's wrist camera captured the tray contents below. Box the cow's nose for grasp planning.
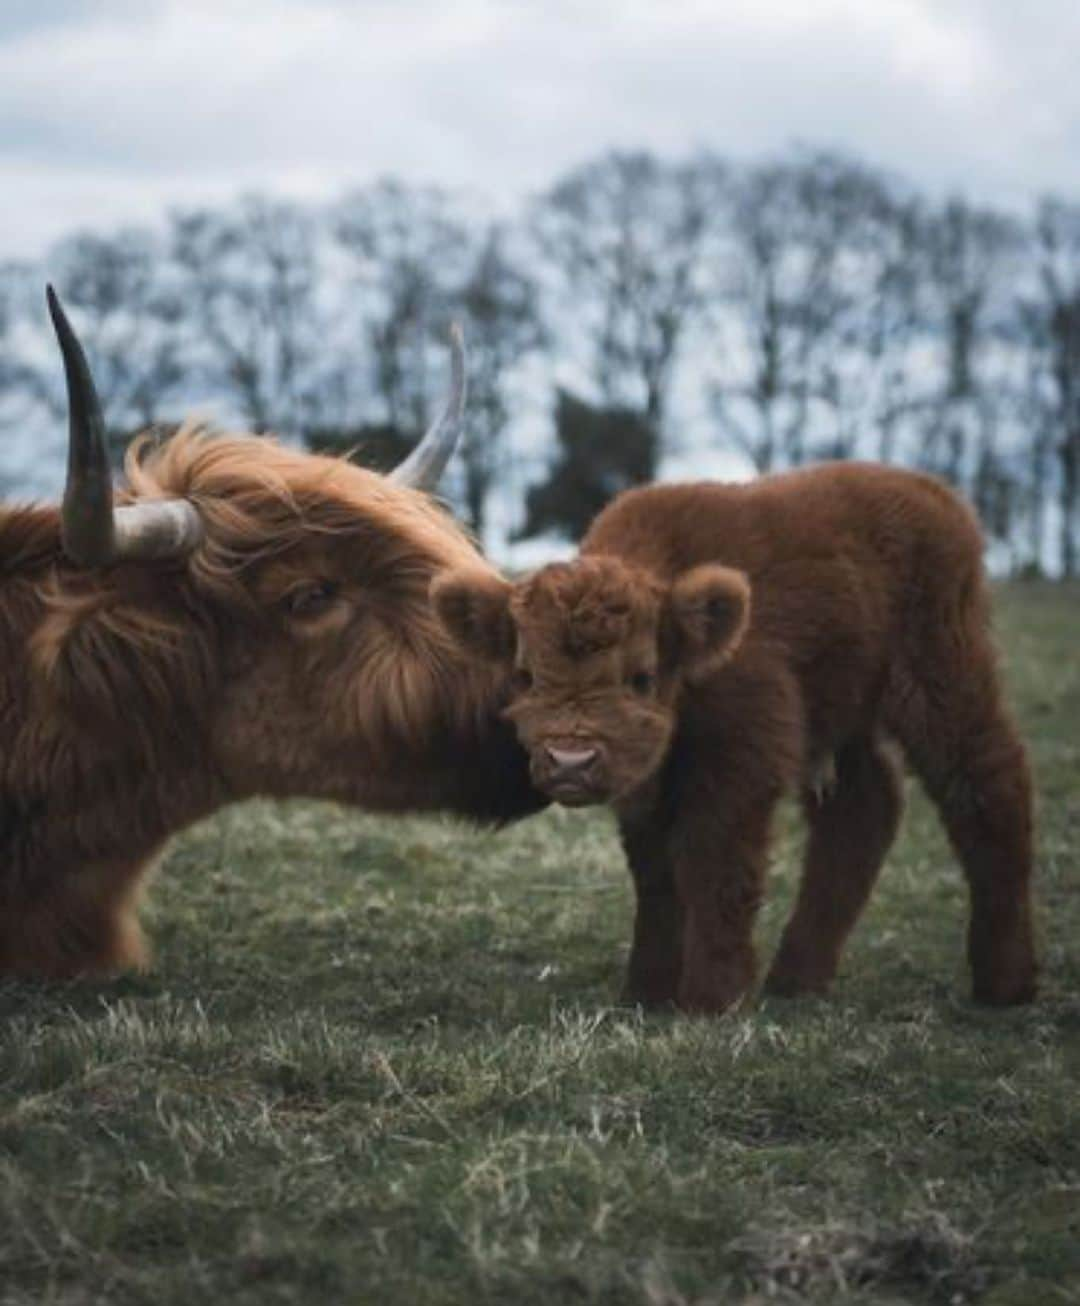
[544,746,599,776]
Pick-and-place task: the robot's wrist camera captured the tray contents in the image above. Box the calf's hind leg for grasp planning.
[887,629,1037,1005]
[766,735,904,997]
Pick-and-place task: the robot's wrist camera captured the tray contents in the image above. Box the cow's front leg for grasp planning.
[669,784,778,1015]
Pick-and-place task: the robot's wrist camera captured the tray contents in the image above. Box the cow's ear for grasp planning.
[666,565,750,681]
[430,569,516,663]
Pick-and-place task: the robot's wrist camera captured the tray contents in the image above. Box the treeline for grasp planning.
[2,146,1080,574]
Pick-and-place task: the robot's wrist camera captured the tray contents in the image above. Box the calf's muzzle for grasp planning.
[532,742,607,805]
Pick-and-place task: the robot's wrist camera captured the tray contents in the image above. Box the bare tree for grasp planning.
[43,227,184,442]
[0,261,38,413]
[1016,198,1080,576]
[0,261,41,491]
[711,150,900,472]
[454,222,545,536]
[334,185,545,536]
[917,198,1021,512]
[1012,294,1057,572]
[828,186,927,465]
[334,179,470,435]
[170,196,322,436]
[533,150,718,477]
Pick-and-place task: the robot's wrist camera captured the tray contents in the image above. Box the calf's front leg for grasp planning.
[619,816,683,1008]
[669,785,777,1015]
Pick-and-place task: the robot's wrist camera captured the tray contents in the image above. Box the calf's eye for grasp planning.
[629,670,656,696]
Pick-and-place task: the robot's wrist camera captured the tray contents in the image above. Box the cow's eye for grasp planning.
[288,581,339,617]
[629,670,656,696]
[512,667,534,693]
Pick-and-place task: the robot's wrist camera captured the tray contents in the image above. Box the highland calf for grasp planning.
[433,465,1037,1013]
[0,290,542,979]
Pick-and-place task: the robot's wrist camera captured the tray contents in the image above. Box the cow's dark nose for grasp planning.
[544,746,599,778]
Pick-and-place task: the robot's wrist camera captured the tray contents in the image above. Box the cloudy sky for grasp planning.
[1,0,1079,257]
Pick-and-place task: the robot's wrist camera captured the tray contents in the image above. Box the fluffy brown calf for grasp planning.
[433,464,1038,1013]
[0,291,541,979]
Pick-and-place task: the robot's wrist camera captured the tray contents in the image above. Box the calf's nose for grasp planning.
[544,746,599,776]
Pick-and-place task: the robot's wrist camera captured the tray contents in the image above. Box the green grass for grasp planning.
[1,583,1078,1304]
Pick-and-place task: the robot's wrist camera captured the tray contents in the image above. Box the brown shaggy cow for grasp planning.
[432,465,1038,1013]
[0,289,542,979]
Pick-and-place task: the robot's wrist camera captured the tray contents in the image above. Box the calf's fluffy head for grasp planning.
[432,555,750,805]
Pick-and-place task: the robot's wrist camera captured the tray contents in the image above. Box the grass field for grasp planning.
[1,584,1077,1305]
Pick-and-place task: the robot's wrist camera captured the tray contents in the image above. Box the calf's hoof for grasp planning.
[762,968,832,999]
[972,974,1038,1006]
[676,975,751,1017]
[623,987,679,1012]
[763,942,837,998]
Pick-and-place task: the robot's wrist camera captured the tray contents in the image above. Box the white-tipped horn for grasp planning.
[388,322,467,491]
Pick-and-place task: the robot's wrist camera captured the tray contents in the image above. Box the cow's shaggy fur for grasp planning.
[433,463,1037,1013]
[0,428,541,978]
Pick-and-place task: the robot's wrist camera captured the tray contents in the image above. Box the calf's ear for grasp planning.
[430,569,516,663]
[666,565,750,681]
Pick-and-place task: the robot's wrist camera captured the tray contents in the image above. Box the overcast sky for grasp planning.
[1,0,1079,257]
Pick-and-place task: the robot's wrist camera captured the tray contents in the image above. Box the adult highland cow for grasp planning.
[0,288,542,979]
[432,466,1038,1014]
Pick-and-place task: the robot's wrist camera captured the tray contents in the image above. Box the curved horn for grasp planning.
[388,322,466,491]
[48,284,115,566]
[47,286,202,565]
